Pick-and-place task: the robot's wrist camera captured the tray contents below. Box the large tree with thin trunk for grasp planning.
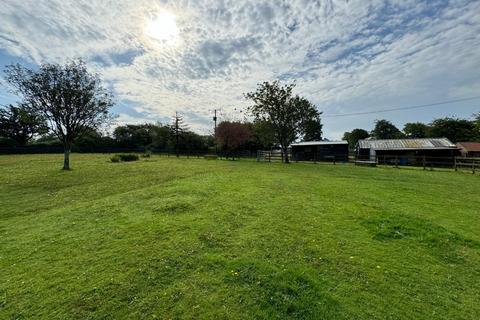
[245,81,321,163]
[4,59,113,169]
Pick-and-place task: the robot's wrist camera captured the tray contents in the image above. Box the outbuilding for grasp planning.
[356,138,459,164]
[456,142,480,157]
[291,141,349,162]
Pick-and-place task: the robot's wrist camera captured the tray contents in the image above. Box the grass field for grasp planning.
[1,154,479,319]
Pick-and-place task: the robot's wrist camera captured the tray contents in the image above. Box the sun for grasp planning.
[145,11,179,45]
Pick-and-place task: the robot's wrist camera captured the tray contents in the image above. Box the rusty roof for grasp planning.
[456,142,480,152]
[358,138,457,150]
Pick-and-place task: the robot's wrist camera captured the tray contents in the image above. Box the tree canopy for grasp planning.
[343,128,370,148]
[215,121,252,159]
[403,122,430,138]
[0,104,48,145]
[371,119,404,139]
[429,117,477,142]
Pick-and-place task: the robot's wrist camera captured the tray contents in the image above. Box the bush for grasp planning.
[111,154,139,162]
[118,154,139,162]
[141,153,151,158]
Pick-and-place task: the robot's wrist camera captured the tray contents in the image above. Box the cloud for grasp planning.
[1,0,479,139]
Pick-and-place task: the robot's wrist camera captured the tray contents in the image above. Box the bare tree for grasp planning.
[4,59,114,169]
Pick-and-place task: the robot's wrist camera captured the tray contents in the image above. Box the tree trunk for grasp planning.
[283,147,290,163]
[63,145,71,170]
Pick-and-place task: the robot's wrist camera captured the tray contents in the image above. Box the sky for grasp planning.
[0,0,479,139]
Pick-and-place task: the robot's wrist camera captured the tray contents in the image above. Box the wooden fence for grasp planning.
[356,154,479,174]
[257,151,479,174]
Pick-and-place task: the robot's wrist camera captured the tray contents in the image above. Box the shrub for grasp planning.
[141,153,151,158]
[111,154,139,162]
[118,154,139,162]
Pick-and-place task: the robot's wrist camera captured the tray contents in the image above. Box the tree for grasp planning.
[245,81,321,163]
[74,127,115,150]
[0,104,48,145]
[371,119,404,139]
[114,124,154,148]
[343,128,369,148]
[215,121,252,159]
[170,112,188,157]
[4,59,113,169]
[150,124,171,150]
[403,122,430,138]
[429,117,477,142]
[247,120,276,151]
[473,113,480,140]
[303,113,323,141]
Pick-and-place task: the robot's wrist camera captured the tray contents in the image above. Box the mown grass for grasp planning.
[0,154,479,319]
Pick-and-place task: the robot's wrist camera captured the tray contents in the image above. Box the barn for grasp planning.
[356,138,459,164]
[456,142,480,157]
[291,141,349,162]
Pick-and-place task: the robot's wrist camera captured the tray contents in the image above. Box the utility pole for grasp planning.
[213,109,218,154]
[175,111,179,157]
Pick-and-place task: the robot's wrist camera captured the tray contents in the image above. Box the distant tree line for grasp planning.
[343,115,480,148]
[7,59,476,166]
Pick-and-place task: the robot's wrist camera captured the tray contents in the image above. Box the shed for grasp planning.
[456,142,480,157]
[291,141,349,161]
[356,138,459,162]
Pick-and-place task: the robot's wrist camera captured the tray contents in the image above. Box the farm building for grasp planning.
[456,142,480,157]
[291,141,349,161]
[356,138,459,163]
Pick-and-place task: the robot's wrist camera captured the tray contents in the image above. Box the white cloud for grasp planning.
[1,0,479,139]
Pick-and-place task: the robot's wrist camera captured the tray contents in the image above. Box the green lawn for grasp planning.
[1,154,479,319]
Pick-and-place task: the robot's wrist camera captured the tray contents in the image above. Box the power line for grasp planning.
[322,96,480,118]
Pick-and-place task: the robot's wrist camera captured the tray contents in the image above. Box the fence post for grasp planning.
[454,157,457,171]
[269,151,271,162]
[473,160,476,174]
[333,155,336,165]
[395,155,398,168]
[423,155,426,170]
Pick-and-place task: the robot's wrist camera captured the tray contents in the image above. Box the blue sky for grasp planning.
[0,0,479,139]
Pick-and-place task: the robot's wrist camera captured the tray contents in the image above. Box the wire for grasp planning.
[322,96,480,117]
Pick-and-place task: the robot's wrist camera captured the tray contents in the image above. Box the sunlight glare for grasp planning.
[145,11,179,45]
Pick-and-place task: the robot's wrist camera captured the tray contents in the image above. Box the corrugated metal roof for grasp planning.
[291,140,348,147]
[358,138,457,150]
[457,142,480,152]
